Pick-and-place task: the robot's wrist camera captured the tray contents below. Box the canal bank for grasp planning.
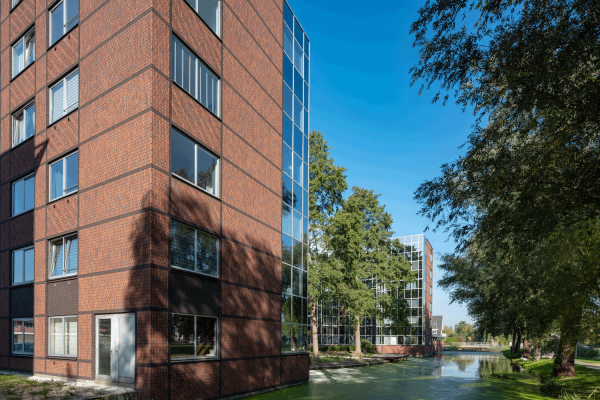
[249,352,552,400]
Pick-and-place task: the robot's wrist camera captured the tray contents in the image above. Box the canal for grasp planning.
[250,352,548,399]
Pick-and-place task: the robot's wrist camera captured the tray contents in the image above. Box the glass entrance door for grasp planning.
[96,314,135,383]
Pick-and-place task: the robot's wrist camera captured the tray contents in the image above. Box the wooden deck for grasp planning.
[368,354,410,362]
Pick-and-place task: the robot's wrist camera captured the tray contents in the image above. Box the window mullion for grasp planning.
[194,230,197,273]
[194,145,198,186]
[194,316,197,358]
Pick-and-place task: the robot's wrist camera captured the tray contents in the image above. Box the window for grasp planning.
[13,29,35,77]
[12,319,34,355]
[49,152,78,201]
[50,0,79,46]
[12,102,35,147]
[12,246,34,285]
[171,129,219,196]
[49,316,77,356]
[49,234,78,278]
[12,0,23,9]
[170,314,217,359]
[185,0,219,36]
[12,174,35,216]
[171,220,219,277]
[172,37,219,116]
[50,70,79,124]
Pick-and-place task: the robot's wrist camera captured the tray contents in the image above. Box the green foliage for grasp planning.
[502,349,523,359]
[539,375,566,397]
[578,346,600,359]
[360,339,376,354]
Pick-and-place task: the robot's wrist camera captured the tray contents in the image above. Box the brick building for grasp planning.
[0,0,309,398]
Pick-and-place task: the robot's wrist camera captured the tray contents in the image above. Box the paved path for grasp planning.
[576,360,600,372]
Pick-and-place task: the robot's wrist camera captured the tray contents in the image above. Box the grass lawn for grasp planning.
[503,350,600,398]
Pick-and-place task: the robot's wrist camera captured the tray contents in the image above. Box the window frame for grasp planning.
[170,129,220,197]
[12,246,34,286]
[12,173,35,217]
[49,151,78,202]
[49,0,79,46]
[49,69,79,125]
[171,36,220,117]
[48,315,78,357]
[12,28,35,78]
[170,313,218,360]
[185,0,220,37]
[12,318,34,355]
[11,0,23,10]
[48,234,78,279]
[170,220,220,278]
[12,102,36,148]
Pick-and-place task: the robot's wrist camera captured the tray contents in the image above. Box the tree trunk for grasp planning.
[553,308,582,378]
[515,334,522,356]
[311,302,320,361]
[523,338,531,358]
[511,332,517,353]
[353,315,362,355]
[533,338,541,362]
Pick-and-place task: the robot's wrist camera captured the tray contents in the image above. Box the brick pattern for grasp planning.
[47,27,79,84]
[221,358,281,396]
[222,283,280,320]
[281,354,309,384]
[221,318,280,359]
[171,362,220,400]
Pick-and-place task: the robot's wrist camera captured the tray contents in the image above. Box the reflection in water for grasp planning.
[249,352,536,400]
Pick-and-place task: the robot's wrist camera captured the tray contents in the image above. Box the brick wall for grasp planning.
[0,0,306,397]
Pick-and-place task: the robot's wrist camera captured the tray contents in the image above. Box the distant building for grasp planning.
[432,316,446,339]
[315,234,443,355]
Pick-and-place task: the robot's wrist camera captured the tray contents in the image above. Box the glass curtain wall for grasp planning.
[281,1,310,353]
[316,235,427,347]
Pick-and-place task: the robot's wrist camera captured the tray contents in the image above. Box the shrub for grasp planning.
[540,375,565,397]
[577,345,600,359]
[361,339,376,353]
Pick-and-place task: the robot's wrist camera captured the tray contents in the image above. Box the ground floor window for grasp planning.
[49,316,77,356]
[13,319,34,354]
[170,314,217,359]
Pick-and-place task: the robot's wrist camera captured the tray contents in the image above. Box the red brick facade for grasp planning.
[0,0,308,398]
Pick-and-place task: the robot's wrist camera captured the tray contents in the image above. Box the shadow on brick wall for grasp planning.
[124,185,284,398]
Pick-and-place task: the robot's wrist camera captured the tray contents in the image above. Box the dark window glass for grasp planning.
[293,153,302,185]
[170,314,195,358]
[292,296,302,324]
[303,217,308,243]
[293,239,302,269]
[284,26,293,60]
[171,130,195,184]
[50,2,64,45]
[171,221,195,271]
[303,246,308,270]
[294,126,303,156]
[283,144,293,178]
[282,234,292,265]
[196,230,218,276]
[282,173,293,206]
[282,264,292,296]
[284,56,293,91]
[302,299,308,324]
[282,202,292,237]
[303,163,308,190]
[195,316,216,357]
[293,181,302,213]
[305,37,310,58]
[283,114,293,148]
[282,294,292,323]
[294,68,303,104]
[304,55,309,82]
[195,0,219,35]
[303,190,308,217]
[284,3,294,30]
[283,84,293,118]
[294,19,303,45]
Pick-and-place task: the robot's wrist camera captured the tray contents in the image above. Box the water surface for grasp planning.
[250,352,546,400]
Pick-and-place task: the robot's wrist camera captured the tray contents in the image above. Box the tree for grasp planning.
[410,0,600,378]
[308,131,348,360]
[325,187,415,354]
[443,326,454,336]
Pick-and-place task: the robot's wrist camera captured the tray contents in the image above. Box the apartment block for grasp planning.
[317,234,443,355]
[0,0,309,397]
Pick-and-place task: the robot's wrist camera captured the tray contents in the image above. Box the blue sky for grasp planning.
[289,0,475,328]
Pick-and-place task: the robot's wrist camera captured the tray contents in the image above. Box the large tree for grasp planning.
[308,131,348,360]
[325,187,414,354]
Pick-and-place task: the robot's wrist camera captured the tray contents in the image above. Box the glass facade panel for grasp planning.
[282,2,309,352]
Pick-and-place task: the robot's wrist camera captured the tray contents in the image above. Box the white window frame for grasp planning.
[49,69,79,124]
[12,102,36,148]
[12,28,35,78]
[172,37,220,116]
[12,318,34,355]
[49,151,78,201]
[171,130,220,197]
[48,234,78,279]
[49,0,79,46]
[170,313,218,360]
[12,246,34,286]
[171,220,220,278]
[12,174,35,217]
[185,0,220,37]
[48,316,78,357]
